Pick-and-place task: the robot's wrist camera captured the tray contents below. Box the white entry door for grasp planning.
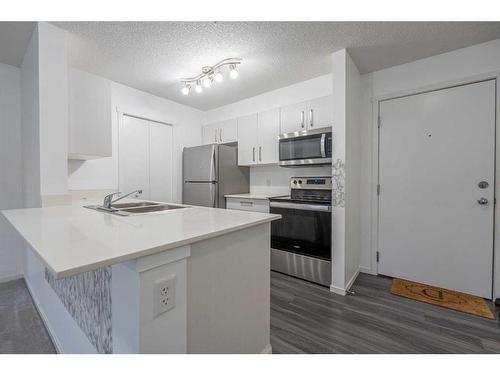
[378,80,496,298]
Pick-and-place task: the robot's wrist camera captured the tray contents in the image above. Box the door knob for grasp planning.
[478,198,489,205]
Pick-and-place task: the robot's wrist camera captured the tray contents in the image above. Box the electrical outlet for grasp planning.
[153,275,176,317]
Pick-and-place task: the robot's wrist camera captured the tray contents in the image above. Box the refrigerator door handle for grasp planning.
[209,145,216,182]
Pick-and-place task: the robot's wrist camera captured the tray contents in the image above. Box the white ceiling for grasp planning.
[2,22,500,110]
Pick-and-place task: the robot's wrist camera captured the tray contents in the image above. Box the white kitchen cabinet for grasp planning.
[202,119,238,144]
[306,95,333,130]
[226,197,270,213]
[119,116,150,199]
[257,108,280,164]
[202,122,219,144]
[218,118,238,143]
[237,109,280,166]
[119,116,174,201]
[280,101,307,134]
[237,114,258,166]
[280,95,333,134]
[68,68,111,159]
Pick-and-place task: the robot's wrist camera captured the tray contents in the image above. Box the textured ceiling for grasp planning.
[0,22,35,66]
[3,22,500,110]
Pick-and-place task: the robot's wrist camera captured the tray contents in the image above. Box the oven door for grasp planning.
[270,201,331,260]
[279,131,332,166]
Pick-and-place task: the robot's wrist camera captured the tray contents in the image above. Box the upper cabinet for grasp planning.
[68,68,112,159]
[237,109,280,166]
[280,95,333,134]
[306,95,334,129]
[280,101,307,134]
[202,119,237,145]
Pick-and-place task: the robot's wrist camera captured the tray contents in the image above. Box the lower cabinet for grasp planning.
[226,197,270,213]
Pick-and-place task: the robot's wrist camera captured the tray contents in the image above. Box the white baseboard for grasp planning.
[260,343,272,354]
[329,268,360,296]
[359,266,377,275]
[24,277,63,354]
[0,273,23,284]
[329,285,347,296]
[345,268,360,291]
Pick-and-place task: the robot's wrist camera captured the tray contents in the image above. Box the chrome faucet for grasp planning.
[103,190,143,209]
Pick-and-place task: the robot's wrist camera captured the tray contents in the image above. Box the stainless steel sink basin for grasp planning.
[84,201,189,216]
[120,204,187,213]
[112,201,160,209]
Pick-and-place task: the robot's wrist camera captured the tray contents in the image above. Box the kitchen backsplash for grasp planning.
[249,165,331,195]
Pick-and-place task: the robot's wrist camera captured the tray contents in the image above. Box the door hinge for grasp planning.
[377,184,380,195]
[377,115,382,128]
[376,251,380,262]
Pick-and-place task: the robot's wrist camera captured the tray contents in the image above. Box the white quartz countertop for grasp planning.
[224,193,284,200]
[2,200,280,278]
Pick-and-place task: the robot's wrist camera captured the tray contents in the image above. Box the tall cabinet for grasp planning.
[119,115,173,201]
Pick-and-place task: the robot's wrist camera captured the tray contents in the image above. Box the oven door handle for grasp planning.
[270,201,331,212]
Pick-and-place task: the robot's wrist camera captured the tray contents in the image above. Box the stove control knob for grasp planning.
[293,180,297,185]
[298,180,303,184]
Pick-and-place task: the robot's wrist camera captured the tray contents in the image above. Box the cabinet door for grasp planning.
[280,101,307,134]
[149,122,173,202]
[307,95,333,130]
[257,108,280,164]
[119,116,150,199]
[219,118,238,143]
[237,114,258,166]
[202,123,219,144]
[68,68,111,159]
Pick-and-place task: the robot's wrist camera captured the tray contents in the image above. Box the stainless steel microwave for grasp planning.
[278,128,332,167]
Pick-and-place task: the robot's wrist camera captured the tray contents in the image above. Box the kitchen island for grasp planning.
[2,200,280,354]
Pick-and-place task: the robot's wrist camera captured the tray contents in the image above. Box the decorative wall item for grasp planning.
[332,158,345,207]
[45,267,112,354]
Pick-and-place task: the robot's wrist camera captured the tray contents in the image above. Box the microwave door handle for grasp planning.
[320,133,326,158]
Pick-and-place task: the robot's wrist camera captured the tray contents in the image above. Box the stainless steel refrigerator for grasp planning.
[183,144,250,208]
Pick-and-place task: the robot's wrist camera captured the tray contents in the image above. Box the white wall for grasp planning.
[38,23,68,197]
[0,63,24,281]
[358,38,500,300]
[205,74,332,194]
[68,81,203,203]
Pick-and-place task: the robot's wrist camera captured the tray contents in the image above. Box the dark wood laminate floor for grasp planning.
[1,273,499,353]
[271,271,500,353]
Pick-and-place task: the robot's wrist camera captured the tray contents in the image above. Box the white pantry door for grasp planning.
[378,80,496,298]
[149,122,173,202]
[119,115,150,199]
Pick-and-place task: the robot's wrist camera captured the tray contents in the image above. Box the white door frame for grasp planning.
[370,71,500,300]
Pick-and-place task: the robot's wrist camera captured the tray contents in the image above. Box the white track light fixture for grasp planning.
[181,83,190,96]
[229,64,239,79]
[195,80,203,94]
[180,58,242,96]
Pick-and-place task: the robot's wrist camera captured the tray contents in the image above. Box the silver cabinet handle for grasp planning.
[214,129,217,142]
[252,147,255,162]
[240,201,253,206]
[300,111,305,128]
[478,198,489,205]
[310,109,314,127]
[259,146,262,162]
[219,128,222,142]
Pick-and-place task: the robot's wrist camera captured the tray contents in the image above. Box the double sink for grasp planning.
[85,201,188,216]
